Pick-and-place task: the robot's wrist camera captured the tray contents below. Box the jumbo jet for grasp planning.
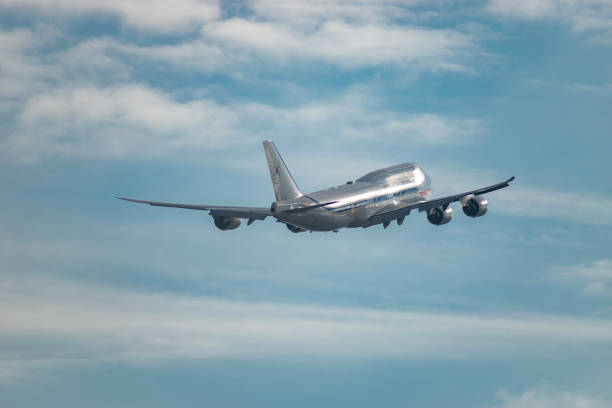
[118,140,514,232]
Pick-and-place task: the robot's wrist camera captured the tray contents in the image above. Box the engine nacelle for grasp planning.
[286,223,306,233]
[461,196,488,218]
[426,206,453,225]
[213,215,241,230]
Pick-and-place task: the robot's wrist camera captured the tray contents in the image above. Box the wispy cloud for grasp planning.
[204,18,477,71]
[0,20,484,163]
[65,37,232,75]
[426,165,612,225]
[568,82,612,95]
[3,82,482,162]
[0,0,220,33]
[0,2,484,73]
[495,186,612,225]
[0,27,61,111]
[1,277,612,383]
[556,259,612,297]
[486,0,612,45]
[248,0,423,25]
[5,84,245,161]
[494,387,611,408]
[522,78,612,96]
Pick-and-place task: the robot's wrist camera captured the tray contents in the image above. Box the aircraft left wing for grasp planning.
[369,176,515,225]
[117,197,272,220]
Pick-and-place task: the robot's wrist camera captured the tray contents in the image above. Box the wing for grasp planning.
[117,197,272,221]
[369,176,515,225]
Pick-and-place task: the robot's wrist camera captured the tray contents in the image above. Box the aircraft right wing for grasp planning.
[368,176,515,225]
[117,197,272,221]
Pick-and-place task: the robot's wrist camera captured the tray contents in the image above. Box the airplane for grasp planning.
[118,140,514,233]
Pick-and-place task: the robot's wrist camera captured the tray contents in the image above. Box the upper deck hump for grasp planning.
[356,162,417,184]
[305,162,424,203]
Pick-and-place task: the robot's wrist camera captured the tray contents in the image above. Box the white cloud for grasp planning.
[4,84,245,161]
[3,83,481,162]
[486,0,559,19]
[569,82,612,95]
[0,23,483,163]
[424,165,612,225]
[203,18,477,70]
[0,2,483,72]
[495,388,611,408]
[0,0,220,33]
[61,37,233,75]
[523,78,612,96]
[556,259,612,297]
[486,0,612,45]
[30,19,478,79]
[248,0,421,25]
[494,186,612,224]
[1,277,612,383]
[268,90,483,144]
[560,259,612,280]
[0,27,61,109]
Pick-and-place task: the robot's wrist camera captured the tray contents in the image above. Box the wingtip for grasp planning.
[508,176,516,182]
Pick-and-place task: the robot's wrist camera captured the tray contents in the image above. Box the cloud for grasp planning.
[0,23,483,163]
[4,84,244,161]
[58,36,234,75]
[204,18,477,71]
[0,0,220,33]
[1,277,612,383]
[494,388,611,408]
[424,165,612,225]
[248,0,422,25]
[3,83,482,162]
[0,3,483,73]
[556,259,612,297]
[494,186,612,225]
[486,0,612,45]
[568,82,612,95]
[522,78,612,96]
[0,27,61,110]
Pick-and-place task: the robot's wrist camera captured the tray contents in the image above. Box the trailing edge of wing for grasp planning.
[117,197,272,220]
[369,176,515,225]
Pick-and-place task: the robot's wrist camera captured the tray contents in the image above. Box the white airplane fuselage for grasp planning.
[272,163,432,232]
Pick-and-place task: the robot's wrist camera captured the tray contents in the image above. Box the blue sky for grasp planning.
[1,0,612,407]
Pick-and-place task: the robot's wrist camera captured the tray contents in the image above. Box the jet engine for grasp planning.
[426,206,453,225]
[213,215,241,230]
[461,196,488,218]
[286,223,306,233]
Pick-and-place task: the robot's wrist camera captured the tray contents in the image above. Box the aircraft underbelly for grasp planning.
[275,208,356,231]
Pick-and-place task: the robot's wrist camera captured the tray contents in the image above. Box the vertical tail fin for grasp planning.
[262,140,302,201]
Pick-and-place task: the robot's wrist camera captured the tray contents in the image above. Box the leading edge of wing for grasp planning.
[369,176,515,224]
[117,197,272,220]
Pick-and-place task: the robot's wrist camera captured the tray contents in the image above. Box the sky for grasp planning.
[1,0,612,406]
